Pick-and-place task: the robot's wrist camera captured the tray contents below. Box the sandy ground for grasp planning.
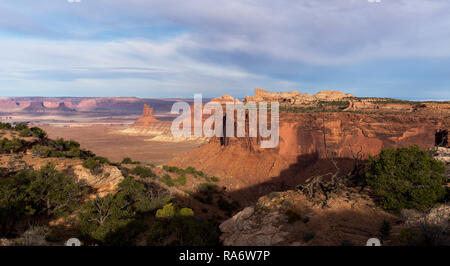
[39,124,203,165]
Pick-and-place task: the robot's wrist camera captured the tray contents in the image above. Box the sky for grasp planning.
[0,0,449,100]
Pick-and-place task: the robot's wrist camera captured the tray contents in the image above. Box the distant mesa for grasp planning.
[244,88,355,104]
[54,102,76,112]
[211,94,241,104]
[23,101,76,113]
[23,102,48,113]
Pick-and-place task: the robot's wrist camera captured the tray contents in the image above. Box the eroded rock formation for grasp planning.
[133,104,161,127]
[170,111,450,201]
[244,88,354,104]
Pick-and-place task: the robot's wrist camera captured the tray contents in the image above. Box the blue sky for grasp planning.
[0,0,449,100]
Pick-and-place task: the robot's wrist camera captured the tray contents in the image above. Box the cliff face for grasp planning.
[23,102,48,113]
[170,112,449,201]
[0,97,189,115]
[219,147,450,246]
[244,88,354,104]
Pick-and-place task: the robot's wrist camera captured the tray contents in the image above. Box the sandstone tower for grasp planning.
[132,104,161,127]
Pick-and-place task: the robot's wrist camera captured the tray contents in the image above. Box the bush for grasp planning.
[174,174,187,186]
[0,138,29,154]
[19,128,32,137]
[155,203,176,219]
[121,157,140,164]
[31,145,51,158]
[130,166,155,179]
[14,123,29,131]
[365,146,447,211]
[79,177,170,245]
[205,176,220,182]
[30,127,48,140]
[194,183,220,205]
[0,163,87,236]
[160,174,175,187]
[0,122,12,130]
[82,157,103,175]
[163,165,205,178]
[28,136,94,159]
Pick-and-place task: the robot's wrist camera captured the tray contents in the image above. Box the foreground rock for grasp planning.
[220,187,398,246]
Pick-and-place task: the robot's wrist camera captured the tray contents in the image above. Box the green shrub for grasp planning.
[148,204,220,246]
[0,138,29,154]
[79,177,169,245]
[82,157,103,175]
[14,123,29,131]
[30,127,48,139]
[162,165,183,174]
[19,128,32,137]
[130,166,155,179]
[179,207,194,217]
[0,163,87,236]
[155,203,176,219]
[160,174,175,187]
[31,145,51,158]
[365,145,447,211]
[174,174,187,186]
[163,165,204,178]
[0,122,12,130]
[205,176,220,182]
[121,157,140,164]
[95,156,110,164]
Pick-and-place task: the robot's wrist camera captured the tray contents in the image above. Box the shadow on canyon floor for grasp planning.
[224,152,360,204]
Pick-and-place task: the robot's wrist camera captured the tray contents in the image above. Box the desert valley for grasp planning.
[0,89,449,246]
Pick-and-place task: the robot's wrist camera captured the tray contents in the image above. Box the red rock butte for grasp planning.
[132,104,162,127]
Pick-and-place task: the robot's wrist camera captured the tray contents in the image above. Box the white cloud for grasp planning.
[1,0,450,98]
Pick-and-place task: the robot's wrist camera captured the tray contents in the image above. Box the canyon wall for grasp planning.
[170,111,450,201]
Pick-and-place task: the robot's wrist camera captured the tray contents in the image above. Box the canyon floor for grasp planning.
[39,124,202,165]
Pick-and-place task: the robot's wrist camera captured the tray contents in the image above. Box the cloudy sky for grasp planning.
[0,0,449,100]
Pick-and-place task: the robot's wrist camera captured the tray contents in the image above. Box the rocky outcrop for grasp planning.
[314,90,355,101]
[119,103,208,143]
[211,94,241,104]
[220,188,398,246]
[73,164,124,197]
[244,88,354,104]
